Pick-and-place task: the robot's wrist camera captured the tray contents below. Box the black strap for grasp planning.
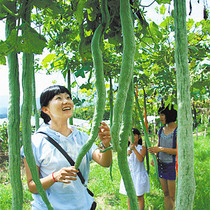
[37,131,86,185]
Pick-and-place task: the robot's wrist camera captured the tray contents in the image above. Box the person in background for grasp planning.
[148,105,177,210]
[21,85,112,210]
[119,128,150,210]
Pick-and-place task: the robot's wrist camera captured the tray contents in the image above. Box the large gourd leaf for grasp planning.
[17,23,47,54]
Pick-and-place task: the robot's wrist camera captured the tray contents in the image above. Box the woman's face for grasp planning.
[160,113,166,124]
[42,92,74,121]
[129,134,139,145]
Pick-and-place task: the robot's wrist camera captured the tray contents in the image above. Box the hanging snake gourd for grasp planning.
[21,3,53,208]
[75,0,110,169]
[118,80,139,210]
[111,0,136,153]
[6,2,23,208]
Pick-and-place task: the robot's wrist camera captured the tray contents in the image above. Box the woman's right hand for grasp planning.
[151,159,155,166]
[53,166,79,183]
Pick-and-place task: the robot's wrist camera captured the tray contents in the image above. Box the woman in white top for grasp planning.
[119,128,150,210]
[21,85,112,210]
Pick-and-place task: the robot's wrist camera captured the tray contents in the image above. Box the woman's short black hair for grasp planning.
[128,128,142,146]
[40,85,71,124]
[158,104,177,124]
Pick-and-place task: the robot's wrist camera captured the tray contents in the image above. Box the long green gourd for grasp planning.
[75,0,109,169]
[22,55,53,210]
[21,2,53,209]
[118,80,139,210]
[6,2,23,208]
[134,92,159,183]
[111,1,137,208]
[111,0,136,153]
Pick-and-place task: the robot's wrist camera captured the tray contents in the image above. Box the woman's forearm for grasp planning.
[158,147,177,155]
[28,174,55,194]
[93,148,112,167]
[133,148,145,162]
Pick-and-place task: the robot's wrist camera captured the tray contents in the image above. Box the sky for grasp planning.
[0,0,207,99]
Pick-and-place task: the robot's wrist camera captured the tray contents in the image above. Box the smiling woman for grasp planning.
[40,86,73,132]
[21,85,112,210]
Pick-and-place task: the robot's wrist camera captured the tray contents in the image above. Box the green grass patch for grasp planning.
[193,135,210,209]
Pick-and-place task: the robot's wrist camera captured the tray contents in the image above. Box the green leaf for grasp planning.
[155,0,172,4]
[0,55,6,65]
[201,19,210,34]
[71,81,77,88]
[160,4,166,15]
[80,83,92,90]
[41,53,56,68]
[72,97,85,106]
[0,13,6,20]
[0,40,9,55]
[149,22,162,39]
[187,19,194,30]
[41,54,56,68]
[17,24,47,54]
[5,29,18,48]
[75,66,86,78]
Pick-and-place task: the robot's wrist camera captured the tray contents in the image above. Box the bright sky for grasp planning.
[0,0,207,98]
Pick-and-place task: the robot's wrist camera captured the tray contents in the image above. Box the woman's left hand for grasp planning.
[129,143,135,150]
[98,122,111,148]
[148,146,160,154]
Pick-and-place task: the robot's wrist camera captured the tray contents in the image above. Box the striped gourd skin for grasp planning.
[75,0,109,169]
[21,4,53,208]
[111,0,136,153]
[6,6,23,208]
[21,52,53,209]
[118,80,139,210]
[111,1,139,209]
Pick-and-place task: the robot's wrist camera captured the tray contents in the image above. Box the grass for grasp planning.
[0,126,209,209]
[0,176,32,210]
